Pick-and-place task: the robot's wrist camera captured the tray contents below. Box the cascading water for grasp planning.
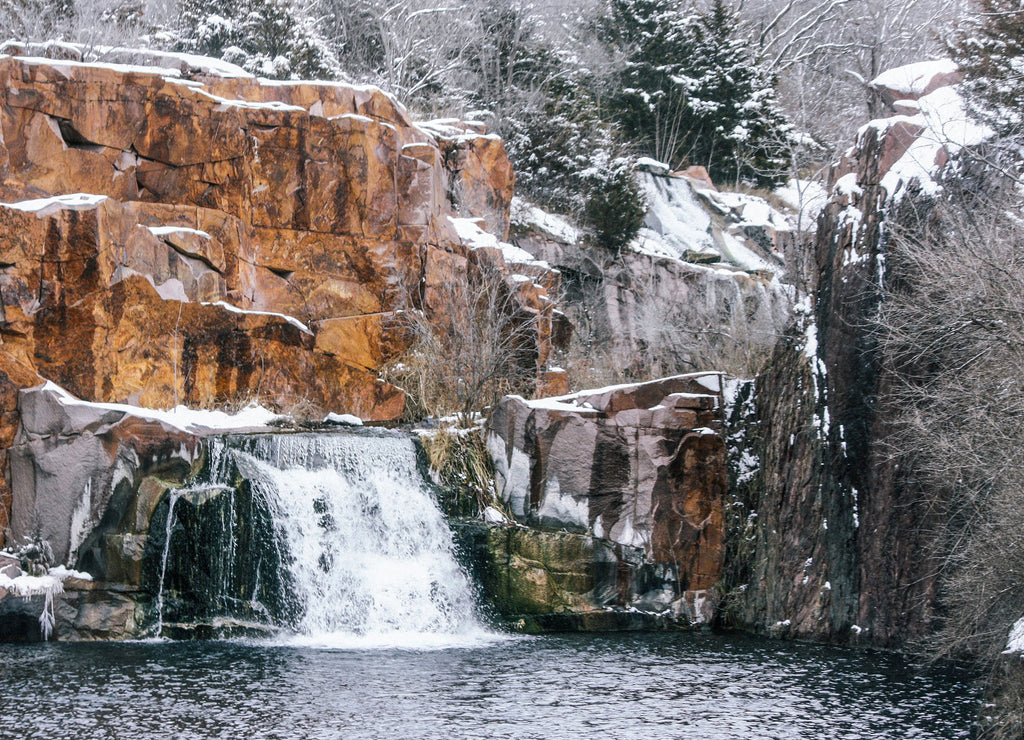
[156,431,490,648]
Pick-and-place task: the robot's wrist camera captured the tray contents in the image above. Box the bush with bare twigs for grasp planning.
[877,167,1024,664]
[383,264,540,427]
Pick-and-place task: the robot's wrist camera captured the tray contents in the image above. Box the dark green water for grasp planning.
[0,631,978,739]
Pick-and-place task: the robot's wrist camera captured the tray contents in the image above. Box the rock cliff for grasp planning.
[511,166,795,380]
[722,61,983,647]
[0,48,561,542]
[486,373,727,623]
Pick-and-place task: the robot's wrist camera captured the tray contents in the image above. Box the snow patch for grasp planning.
[4,193,107,217]
[37,380,282,433]
[1005,617,1024,655]
[861,71,991,200]
[11,54,182,79]
[201,301,312,335]
[510,198,579,244]
[871,59,958,98]
[449,217,550,268]
[324,412,363,426]
[147,225,213,239]
[482,506,507,524]
[774,179,828,227]
[0,564,92,640]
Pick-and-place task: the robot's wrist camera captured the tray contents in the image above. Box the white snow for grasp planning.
[324,412,363,426]
[201,301,312,335]
[720,231,773,273]
[871,59,958,98]
[1004,617,1024,655]
[632,168,795,277]
[510,198,580,244]
[774,178,828,226]
[833,173,863,198]
[803,322,818,361]
[696,374,723,393]
[4,193,107,217]
[518,397,601,415]
[152,50,253,78]
[0,564,92,640]
[37,380,282,433]
[213,98,306,113]
[636,171,717,258]
[9,43,255,79]
[860,72,991,200]
[482,506,507,524]
[636,156,672,175]
[449,217,550,268]
[11,54,183,79]
[147,226,213,239]
[526,373,723,412]
[48,565,92,581]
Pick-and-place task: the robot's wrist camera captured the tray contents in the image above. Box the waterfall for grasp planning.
[159,431,489,648]
[153,489,180,637]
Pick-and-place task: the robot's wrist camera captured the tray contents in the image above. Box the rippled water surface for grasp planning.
[0,632,978,739]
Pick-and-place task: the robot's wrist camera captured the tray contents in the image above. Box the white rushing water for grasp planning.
[224,433,493,649]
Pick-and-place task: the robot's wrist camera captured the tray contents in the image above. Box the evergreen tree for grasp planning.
[951,0,1024,139]
[601,0,792,187]
[176,0,341,79]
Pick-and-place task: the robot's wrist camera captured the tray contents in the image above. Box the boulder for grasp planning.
[487,373,727,598]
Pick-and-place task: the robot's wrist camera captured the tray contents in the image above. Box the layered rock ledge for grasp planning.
[485,373,727,622]
[0,50,563,540]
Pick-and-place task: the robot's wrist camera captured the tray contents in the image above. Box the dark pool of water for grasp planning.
[0,631,979,739]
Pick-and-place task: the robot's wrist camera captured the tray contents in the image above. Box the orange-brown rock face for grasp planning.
[0,52,562,543]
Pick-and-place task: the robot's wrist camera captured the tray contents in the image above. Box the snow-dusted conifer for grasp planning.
[175,0,342,79]
[952,0,1024,138]
[601,0,792,186]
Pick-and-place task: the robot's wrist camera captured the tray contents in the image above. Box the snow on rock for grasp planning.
[0,41,254,79]
[201,300,313,335]
[449,216,551,268]
[146,225,213,239]
[0,564,93,640]
[860,61,991,201]
[631,166,792,275]
[37,380,282,433]
[324,412,363,426]
[510,198,579,244]
[4,193,108,217]
[833,173,863,198]
[635,169,716,259]
[1004,617,1024,656]
[482,506,508,524]
[6,54,184,80]
[871,59,960,101]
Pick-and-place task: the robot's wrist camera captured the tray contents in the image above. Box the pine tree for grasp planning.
[176,0,341,80]
[951,0,1024,138]
[601,0,792,187]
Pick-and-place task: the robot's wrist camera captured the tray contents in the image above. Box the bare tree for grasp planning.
[383,262,541,426]
[734,0,967,153]
[876,170,1024,662]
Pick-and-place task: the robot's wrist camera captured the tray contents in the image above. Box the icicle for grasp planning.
[39,588,56,640]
